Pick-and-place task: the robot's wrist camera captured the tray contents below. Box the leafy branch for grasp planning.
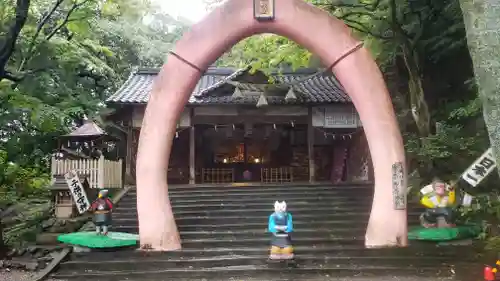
[0,0,31,81]
[17,0,93,73]
[17,0,65,73]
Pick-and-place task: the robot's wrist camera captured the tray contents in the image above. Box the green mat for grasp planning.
[57,232,139,248]
[408,225,481,241]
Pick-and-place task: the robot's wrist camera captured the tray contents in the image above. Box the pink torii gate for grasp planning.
[135,0,407,251]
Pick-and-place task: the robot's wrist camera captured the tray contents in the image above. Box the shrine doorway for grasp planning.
[197,123,292,184]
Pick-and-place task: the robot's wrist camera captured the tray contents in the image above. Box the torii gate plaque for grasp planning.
[254,0,275,21]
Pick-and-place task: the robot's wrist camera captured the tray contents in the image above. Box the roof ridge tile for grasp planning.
[106,67,350,105]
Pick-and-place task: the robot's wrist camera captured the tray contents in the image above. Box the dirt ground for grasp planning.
[0,267,483,281]
[0,269,65,281]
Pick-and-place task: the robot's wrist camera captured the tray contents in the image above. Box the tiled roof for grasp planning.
[65,120,106,137]
[106,67,351,105]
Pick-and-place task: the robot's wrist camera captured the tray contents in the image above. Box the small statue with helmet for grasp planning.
[90,189,113,235]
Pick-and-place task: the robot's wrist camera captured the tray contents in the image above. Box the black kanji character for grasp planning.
[479,157,495,169]
[472,164,488,177]
[73,185,82,194]
[76,196,86,204]
[78,202,88,212]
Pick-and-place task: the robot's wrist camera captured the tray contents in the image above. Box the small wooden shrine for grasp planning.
[50,120,123,219]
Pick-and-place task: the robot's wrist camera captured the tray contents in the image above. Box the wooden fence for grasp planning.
[201,168,235,184]
[51,156,123,189]
[261,167,294,183]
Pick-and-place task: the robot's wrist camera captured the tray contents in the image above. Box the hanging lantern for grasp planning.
[254,0,275,21]
[285,87,297,102]
[231,87,244,100]
[256,93,268,107]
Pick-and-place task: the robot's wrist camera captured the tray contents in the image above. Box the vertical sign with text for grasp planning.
[392,162,407,210]
[65,170,91,214]
[461,148,496,187]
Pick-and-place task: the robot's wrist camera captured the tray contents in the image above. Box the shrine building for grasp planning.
[105,66,373,185]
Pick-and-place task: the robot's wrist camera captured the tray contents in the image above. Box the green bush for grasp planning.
[0,150,50,208]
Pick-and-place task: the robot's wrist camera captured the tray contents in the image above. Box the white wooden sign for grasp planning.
[64,170,91,214]
[460,148,496,187]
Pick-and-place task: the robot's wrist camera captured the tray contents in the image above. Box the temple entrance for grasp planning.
[135,0,407,251]
[197,123,297,183]
[193,121,358,184]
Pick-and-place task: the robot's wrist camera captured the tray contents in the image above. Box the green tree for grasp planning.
[0,0,187,247]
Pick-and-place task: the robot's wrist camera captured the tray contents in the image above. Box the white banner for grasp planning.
[64,170,91,214]
[460,148,496,187]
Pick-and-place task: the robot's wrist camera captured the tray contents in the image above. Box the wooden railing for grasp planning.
[261,167,294,183]
[51,155,123,189]
[201,168,234,184]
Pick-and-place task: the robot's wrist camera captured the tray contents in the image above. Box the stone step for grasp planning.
[51,264,456,281]
[111,212,423,223]
[167,189,372,197]
[54,183,470,281]
[69,244,477,261]
[113,207,377,217]
[56,254,470,272]
[129,188,373,197]
[121,221,371,232]
[175,237,365,248]
[118,194,375,204]
[111,228,368,239]
[111,222,421,232]
[115,203,375,211]
[115,201,380,211]
[128,183,373,194]
[49,276,459,281]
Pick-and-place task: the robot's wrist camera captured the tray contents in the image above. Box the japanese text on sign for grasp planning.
[64,170,91,214]
[461,148,497,187]
[391,162,407,210]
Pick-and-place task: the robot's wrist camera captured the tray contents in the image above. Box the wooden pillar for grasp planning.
[98,155,105,189]
[189,112,196,184]
[308,107,315,183]
[125,127,134,184]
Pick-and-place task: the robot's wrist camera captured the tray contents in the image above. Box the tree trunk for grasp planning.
[401,42,431,137]
[459,0,500,169]
[0,0,31,82]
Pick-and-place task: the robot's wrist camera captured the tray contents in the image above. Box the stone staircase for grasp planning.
[51,184,478,281]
